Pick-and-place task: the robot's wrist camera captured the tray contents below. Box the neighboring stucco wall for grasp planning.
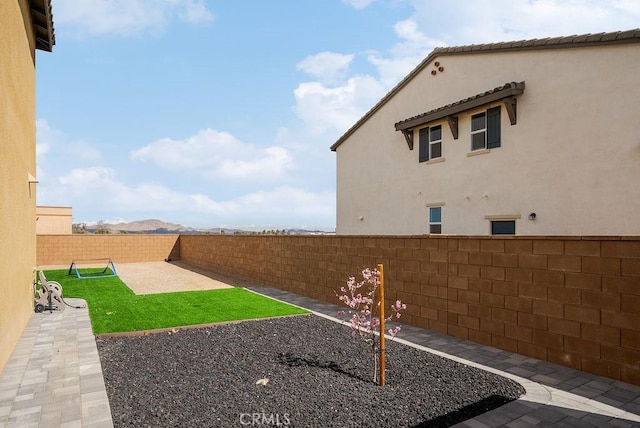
[36,206,72,234]
[0,0,38,374]
[336,44,640,235]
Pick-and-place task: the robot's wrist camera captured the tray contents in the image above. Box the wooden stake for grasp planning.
[378,263,385,387]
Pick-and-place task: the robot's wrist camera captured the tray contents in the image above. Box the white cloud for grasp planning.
[131,128,293,182]
[343,0,377,10]
[406,0,640,46]
[36,119,103,179]
[36,119,102,160]
[293,76,386,135]
[177,0,215,25]
[289,19,436,139]
[58,166,115,189]
[36,119,57,158]
[53,0,214,38]
[232,186,334,218]
[214,147,293,181]
[367,18,443,86]
[297,52,354,85]
[44,167,333,228]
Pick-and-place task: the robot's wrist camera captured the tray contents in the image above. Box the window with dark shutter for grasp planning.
[486,106,501,149]
[419,128,429,162]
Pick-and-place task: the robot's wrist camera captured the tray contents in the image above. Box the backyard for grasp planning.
[44,268,308,334]
[41,264,525,427]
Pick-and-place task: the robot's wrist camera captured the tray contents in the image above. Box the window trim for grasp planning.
[427,203,444,234]
[484,214,522,220]
[491,220,516,235]
[485,214,521,236]
[429,125,442,160]
[471,112,487,151]
[466,149,490,157]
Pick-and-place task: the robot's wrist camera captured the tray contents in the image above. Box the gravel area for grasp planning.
[97,314,525,427]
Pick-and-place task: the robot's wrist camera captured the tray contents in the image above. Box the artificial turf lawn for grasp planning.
[43,269,309,334]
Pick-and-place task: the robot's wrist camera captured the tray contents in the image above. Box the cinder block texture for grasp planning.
[37,234,640,385]
[37,235,180,265]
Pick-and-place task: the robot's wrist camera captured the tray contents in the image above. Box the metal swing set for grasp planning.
[68,258,118,278]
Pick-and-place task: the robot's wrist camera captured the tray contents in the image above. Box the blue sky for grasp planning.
[35,0,640,230]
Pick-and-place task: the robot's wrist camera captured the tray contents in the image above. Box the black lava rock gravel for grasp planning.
[97,314,525,427]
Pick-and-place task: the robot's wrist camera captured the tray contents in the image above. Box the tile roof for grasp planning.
[30,0,55,52]
[330,29,640,151]
[394,82,525,131]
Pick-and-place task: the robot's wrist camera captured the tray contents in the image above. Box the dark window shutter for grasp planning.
[419,128,429,162]
[487,106,501,149]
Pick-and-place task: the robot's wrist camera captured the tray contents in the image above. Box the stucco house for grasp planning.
[331,30,640,236]
[0,0,54,374]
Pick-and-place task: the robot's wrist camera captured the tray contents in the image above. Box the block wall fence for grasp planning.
[37,235,180,266]
[38,234,640,385]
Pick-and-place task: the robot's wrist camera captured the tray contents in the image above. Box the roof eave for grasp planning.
[394,82,525,131]
[30,0,55,52]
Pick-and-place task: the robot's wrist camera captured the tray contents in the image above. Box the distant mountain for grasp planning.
[81,219,334,235]
[106,219,197,233]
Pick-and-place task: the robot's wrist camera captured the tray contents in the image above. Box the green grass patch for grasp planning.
[44,270,308,334]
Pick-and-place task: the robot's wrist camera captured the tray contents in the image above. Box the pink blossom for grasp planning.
[336,266,408,381]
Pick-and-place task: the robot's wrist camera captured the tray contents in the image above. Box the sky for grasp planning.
[35,0,640,231]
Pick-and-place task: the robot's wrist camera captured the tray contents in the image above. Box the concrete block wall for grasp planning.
[37,235,180,266]
[179,235,640,385]
[34,234,640,384]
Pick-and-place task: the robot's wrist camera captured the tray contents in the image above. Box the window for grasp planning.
[418,125,442,162]
[491,220,515,235]
[429,206,442,234]
[470,106,501,151]
[471,113,486,151]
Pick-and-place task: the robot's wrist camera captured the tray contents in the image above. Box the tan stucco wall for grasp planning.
[336,44,640,236]
[36,206,72,235]
[0,0,38,374]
